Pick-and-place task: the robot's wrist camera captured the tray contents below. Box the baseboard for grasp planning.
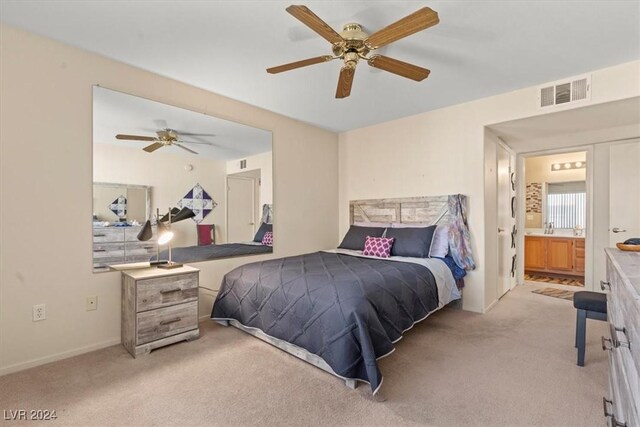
[0,338,121,377]
[484,298,499,313]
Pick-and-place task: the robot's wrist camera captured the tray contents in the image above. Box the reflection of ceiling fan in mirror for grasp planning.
[267,5,439,98]
[115,121,217,155]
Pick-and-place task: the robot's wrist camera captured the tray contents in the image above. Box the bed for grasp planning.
[211,195,474,395]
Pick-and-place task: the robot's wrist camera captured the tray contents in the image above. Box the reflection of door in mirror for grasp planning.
[227,174,257,242]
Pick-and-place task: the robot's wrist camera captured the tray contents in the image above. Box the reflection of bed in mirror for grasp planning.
[154,215,273,263]
[92,86,273,272]
[154,241,272,263]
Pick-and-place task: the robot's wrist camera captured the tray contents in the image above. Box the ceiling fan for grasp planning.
[115,123,217,155]
[267,5,440,98]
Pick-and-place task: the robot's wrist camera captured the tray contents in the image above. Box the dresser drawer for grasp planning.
[136,272,198,312]
[93,242,125,259]
[124,226,144,242]
[136,301,197,345]
[126,242,157,256]
[608,345,640,427]
[93,228,125,242]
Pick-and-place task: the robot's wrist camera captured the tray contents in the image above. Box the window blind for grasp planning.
[546,192,586,228]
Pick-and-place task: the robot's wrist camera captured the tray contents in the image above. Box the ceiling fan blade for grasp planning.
[177,132,217,137]
[143,142,164,153]
[286,5,343,45]
[365,7,439,49]
[178,140,218,146]
[116,134,156,141]
[335,65,356,99]
[267,55,334,74]
[367,55,430,81]
[174,143,198,155]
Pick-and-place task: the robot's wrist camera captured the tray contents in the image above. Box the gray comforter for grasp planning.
[211,251,441,393]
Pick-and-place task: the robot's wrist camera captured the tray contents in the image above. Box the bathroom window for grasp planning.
[545,181,586,229]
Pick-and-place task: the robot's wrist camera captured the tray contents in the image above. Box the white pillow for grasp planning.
[429,224,450,258]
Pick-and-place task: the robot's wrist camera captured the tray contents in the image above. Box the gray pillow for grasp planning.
[253,222,272,242]
[338,225,386,250]
[385,226,437,258]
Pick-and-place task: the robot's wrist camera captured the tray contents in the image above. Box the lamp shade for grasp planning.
[157,221,174,245]
[172,207,196,223]
[159,207,180,223]
[136,220,153,241]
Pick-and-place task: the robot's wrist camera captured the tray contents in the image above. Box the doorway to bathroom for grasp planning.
[523,151,587,287]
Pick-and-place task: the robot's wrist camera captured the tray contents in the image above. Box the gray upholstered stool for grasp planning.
[573,291,607,366]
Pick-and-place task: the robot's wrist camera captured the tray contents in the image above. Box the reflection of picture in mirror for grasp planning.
[93,86,273,272]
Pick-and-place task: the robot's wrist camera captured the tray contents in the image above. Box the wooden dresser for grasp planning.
[603,248,640,426]
[121,266,200,357]
[93,226,157,272]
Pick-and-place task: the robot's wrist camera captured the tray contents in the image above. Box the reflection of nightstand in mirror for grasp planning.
[121,265,199,358]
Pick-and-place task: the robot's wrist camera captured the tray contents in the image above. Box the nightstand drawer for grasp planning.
[136,301,197,345]
[137,272,198,312]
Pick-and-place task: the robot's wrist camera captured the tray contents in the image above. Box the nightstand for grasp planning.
[121,265,200,357]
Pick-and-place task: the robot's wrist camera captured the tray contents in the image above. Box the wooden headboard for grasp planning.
[349,196,452,226]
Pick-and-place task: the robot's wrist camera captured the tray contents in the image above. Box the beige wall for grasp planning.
[0,25,339,374]
[524,152,587,228]
[94,143,228,246]
[339,60,640,313]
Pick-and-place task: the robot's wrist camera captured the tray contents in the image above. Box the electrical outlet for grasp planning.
[33,304,46,322]
[86,296,97,311]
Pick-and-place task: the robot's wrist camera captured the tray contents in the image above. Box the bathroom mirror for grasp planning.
[92,86,273,272]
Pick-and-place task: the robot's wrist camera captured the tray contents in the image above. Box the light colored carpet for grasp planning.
[0,284,608,426]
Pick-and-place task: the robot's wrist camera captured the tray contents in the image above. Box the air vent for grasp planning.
[537,74,591,109]
[240,159,247,169]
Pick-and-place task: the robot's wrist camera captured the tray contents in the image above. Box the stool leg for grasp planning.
[576,309,587,367]
[575,309,579,348]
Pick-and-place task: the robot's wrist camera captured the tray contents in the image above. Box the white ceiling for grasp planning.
[93,86,272,160]
[2,1,640,132]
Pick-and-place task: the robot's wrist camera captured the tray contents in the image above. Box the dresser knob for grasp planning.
[600,280,611,291]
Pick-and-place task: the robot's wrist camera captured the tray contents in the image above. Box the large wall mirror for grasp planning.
[92,86,273,272]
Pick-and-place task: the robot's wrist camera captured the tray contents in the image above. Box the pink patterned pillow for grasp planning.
[362,236,395,258]
[261,231,273,246]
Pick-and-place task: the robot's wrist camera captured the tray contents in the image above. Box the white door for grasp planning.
[609,140,640,246]
[497,144,513,297]
[227,176,256,242]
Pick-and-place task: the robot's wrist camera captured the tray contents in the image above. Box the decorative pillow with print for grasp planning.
[261,231,273,247]
[362,236,395,258]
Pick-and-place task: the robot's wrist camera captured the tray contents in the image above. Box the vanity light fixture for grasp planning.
[551,161,586,172]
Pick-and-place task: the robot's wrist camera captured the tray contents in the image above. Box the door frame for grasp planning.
[496,138,517,298]
[226,174,259,243]
[515,145,595,291]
